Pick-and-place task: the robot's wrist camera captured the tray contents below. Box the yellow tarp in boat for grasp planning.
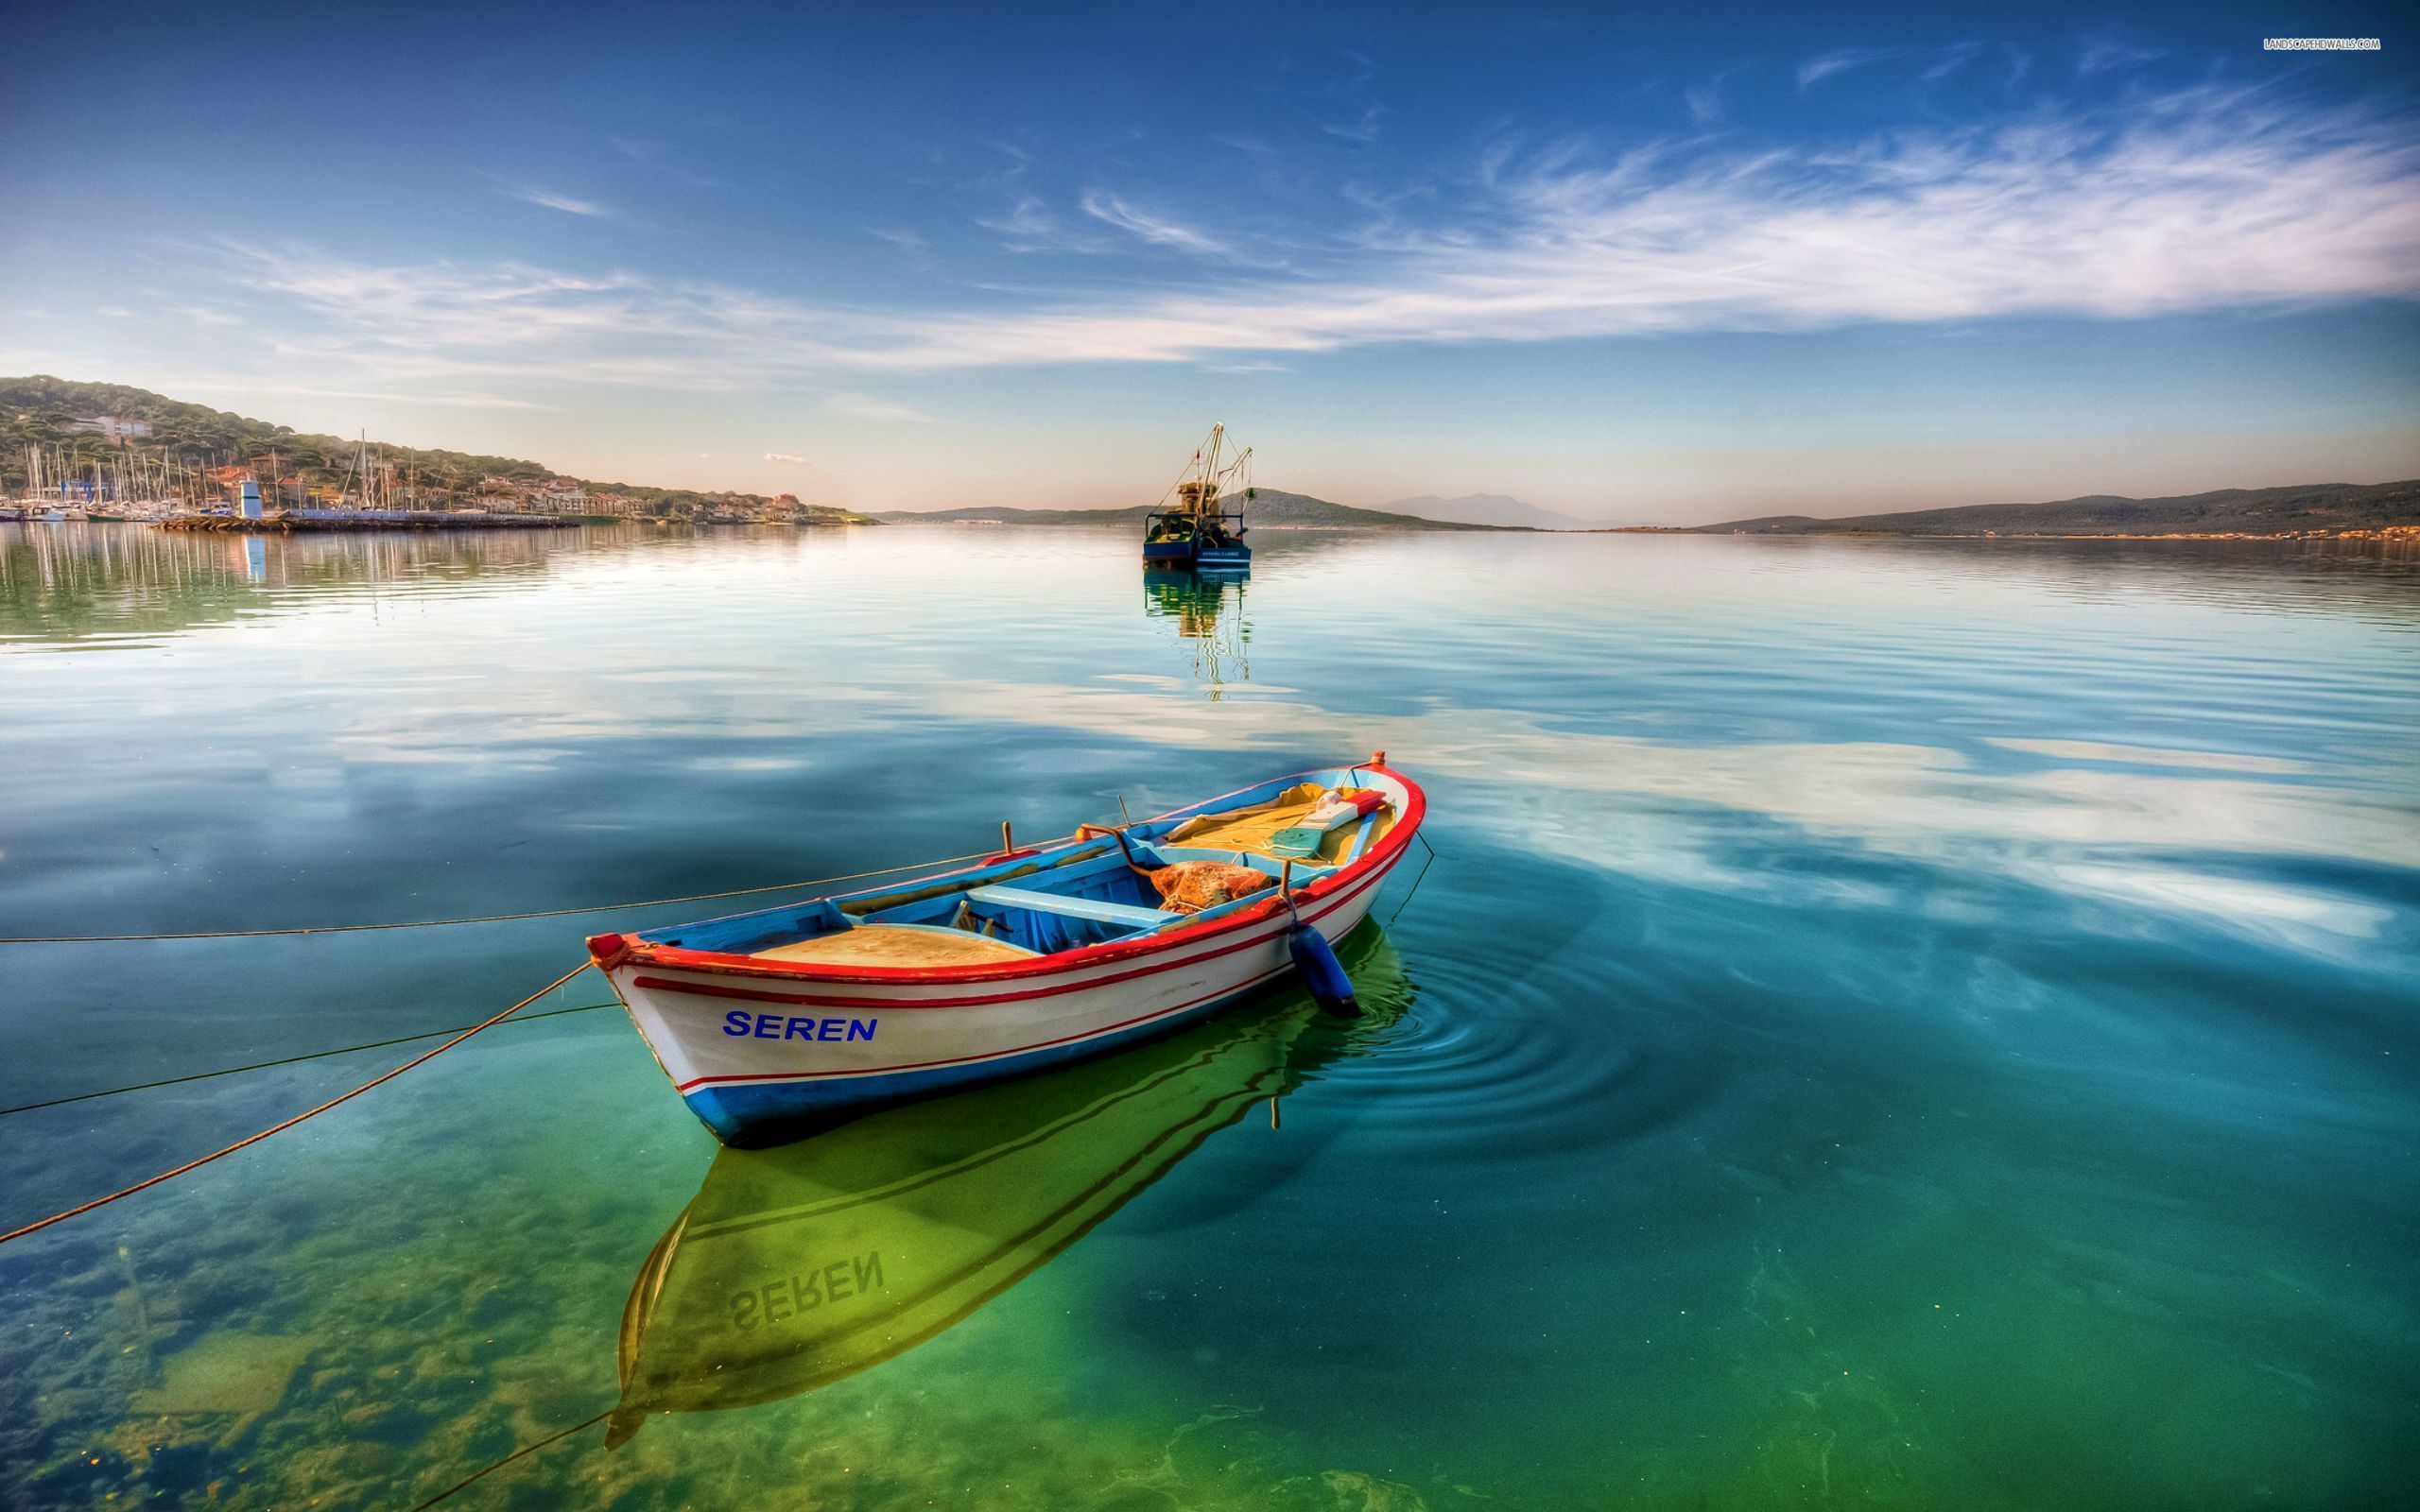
[1164,783,1395,865]
[753,925,1038,967]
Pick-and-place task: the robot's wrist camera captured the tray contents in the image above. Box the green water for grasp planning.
[1,521,2414,1510]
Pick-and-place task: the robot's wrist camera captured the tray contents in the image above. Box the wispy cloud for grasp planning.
[822,393,935,423]
[1683,64,1753,129]
[500,185,614,219]
[1315,47,1387,143]
[1797,45,1900,88]
[150,377,553,409]
[1321,103,1386,144]
[977,196,1088,252]
[1080,191,1236,258]
[2077,34,2165,76]
[1798,41,2016,90]
[765,450,806,463]
[205,85,2420,385]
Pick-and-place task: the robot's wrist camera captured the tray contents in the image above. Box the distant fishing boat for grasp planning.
[1142,422,1253,569]
[586,758,1421,1143]
[605,933,1409,1444]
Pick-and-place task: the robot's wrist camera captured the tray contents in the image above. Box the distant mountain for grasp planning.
[878,489,1504,531]
[1685,482,2420,538]
[1380,492,1585,529]
[0,375,875,524]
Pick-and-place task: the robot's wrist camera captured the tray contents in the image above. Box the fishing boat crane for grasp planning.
[1143,422,1253,570]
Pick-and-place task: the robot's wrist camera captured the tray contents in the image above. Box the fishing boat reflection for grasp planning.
[1142,567,1249,694]
[608,922,1411,1445]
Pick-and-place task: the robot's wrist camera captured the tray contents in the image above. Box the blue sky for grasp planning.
[2,1,2413,522]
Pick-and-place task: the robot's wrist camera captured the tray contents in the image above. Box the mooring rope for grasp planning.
[0,1002,616,1119]
[1386,831,1442,926]
[406,1411,614,1510]
[0,963,589,1246]
[0,843,1046,944]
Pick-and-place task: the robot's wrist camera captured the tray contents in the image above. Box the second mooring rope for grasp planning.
[0,842,1061,944]
[0,963,589,1246]
[0,1002,617,1119]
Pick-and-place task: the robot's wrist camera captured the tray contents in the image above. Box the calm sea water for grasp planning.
[1,521,2415,1511]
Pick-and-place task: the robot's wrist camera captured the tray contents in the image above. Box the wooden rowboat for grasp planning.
[586,758,1423,1144]
[605,932,1410,1445]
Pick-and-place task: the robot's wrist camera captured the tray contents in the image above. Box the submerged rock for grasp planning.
[129,1331,313,1427]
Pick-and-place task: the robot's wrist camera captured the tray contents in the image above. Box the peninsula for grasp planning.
[1662,480,2420,540]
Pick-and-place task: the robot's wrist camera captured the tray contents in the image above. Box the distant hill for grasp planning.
[1380,492,1585,529]
[879,489,1504,531]
[0,375,873,523]
[1685,481,2420,538]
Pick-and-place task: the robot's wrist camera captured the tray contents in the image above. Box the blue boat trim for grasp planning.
[1142,508,1251,568]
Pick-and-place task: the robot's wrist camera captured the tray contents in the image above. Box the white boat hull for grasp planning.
[605,851,1397,1142]
[587,761,1423,1143]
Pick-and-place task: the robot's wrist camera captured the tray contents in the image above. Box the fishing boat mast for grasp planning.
[1191,422,1224,521]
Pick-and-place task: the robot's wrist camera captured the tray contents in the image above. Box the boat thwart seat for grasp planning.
[964,884,1180,932]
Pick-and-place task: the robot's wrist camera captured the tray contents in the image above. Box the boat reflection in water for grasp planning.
[1142,567,1249,695]
[608,922,1410,1445]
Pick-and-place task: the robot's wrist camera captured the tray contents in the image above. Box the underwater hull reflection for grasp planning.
[610,925,1410,1445]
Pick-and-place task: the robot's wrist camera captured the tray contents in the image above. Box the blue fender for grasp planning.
[1288,924,1361,1018]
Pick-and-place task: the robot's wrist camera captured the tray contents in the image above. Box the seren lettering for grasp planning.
[730,1250,888,1331]
[720,1013,879,1041]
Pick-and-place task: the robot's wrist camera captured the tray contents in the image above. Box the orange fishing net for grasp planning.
[1148,862,1276,914]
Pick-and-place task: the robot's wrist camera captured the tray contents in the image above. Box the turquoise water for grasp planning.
[1,520,2415,1510]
